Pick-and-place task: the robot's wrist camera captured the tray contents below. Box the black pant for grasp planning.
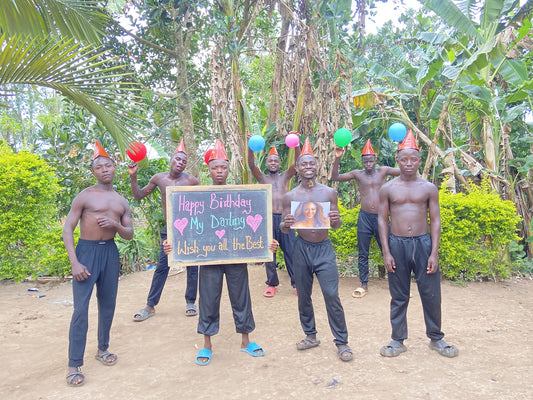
[387,233,444,342]
[265,213,296,287]
[69,239,119,367]
[292,236,348,346]
[357,210,382,286]
[197,263,255,336]
[146,227,198,307]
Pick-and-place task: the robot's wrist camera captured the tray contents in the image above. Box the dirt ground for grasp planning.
[0,264,532,400]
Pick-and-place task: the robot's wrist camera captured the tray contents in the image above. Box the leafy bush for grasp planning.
[33,225,77,278]
[330,203,384,277]
[439,178,521,281]
[0,142,62,280]
[116,227,159,274]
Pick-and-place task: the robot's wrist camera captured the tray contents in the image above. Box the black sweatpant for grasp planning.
[387,233,444,342]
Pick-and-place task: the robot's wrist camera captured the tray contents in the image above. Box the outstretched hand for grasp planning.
[334,147,344,158]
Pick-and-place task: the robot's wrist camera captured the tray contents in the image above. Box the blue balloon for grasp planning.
[388,123,407,142]
[248,135,265,152]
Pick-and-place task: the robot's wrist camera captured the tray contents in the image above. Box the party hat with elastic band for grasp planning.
[267,146,278,157]
[398,130,419,151]
[174,139,186,154]
[361,139,376,155]
[208,139,229,163]
[298,137,315,158]
[93,140,110,159]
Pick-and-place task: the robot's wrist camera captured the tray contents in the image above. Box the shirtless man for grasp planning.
[331,139,399,298]
[377,131,458,358]
[248,135,300,297]
[63,141,134,387]
[130,140,201,321]
[281,138,352,362]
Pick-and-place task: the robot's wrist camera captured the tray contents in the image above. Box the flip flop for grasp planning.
[133,308,155,322]
[196,348,212,366]
[428,339,459,358]
[380,340,407,357]
[95,350,118,366]
[296,337,321,350]
[185,303,197,317]
[241,342,265,357]
[352,287,368,298]
[66,367,85,387]
[263,286,277,298]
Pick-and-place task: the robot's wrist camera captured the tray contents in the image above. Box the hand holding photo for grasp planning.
[290,201,330,229]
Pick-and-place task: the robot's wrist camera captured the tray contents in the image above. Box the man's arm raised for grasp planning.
[330,147,357,182]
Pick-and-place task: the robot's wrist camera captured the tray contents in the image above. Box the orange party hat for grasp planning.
[298,137,315,158]
[93,140,110,159]
[267,146,278,156]
[208,139,229,163]
[174,139,186,154]
[398,130,419,151]
[361,139,376,155]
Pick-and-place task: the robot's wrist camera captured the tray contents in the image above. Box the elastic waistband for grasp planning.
[273,213,282,216]
[389,233,430,240]
[359,209,378,217]
[78,238,115,246]
[295,236,331,246]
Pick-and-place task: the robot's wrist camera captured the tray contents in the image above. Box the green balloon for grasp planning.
[334,128,352,147]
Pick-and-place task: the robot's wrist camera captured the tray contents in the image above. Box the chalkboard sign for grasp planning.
[166,184,273,266]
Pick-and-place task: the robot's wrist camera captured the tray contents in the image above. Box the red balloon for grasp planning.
[126,142,147,162]
[204,149,214,165]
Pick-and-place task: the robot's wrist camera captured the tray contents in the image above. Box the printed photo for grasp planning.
[290,201,330,229]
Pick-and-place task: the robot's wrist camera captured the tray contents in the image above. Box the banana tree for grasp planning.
[352,0,532,253]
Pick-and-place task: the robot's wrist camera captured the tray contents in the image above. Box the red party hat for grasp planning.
[93,140,110,159]
[208,139,229,163]
[174,139,186,154]
[298,137,315,158]
[398,130,419,151]
[267,146,278,156]
[361,139,376,155]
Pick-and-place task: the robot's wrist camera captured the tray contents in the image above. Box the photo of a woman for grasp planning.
[291,201,330,229]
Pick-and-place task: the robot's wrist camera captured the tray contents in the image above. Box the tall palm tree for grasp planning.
[0,0,142,151]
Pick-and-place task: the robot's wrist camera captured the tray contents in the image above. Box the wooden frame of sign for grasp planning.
[166,184,273,266]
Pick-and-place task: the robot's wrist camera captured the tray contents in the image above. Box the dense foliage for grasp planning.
[0,142,67,280]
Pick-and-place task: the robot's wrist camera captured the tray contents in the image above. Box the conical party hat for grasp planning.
[361,139,376,155]
[298,137,315,158]
[267,146,278,157]
[398,130,419,151]
[93,140,110,159]
[174,139,186,154]
[208,139,229,163]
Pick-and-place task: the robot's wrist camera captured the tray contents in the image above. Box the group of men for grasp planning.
[62,130,458,387]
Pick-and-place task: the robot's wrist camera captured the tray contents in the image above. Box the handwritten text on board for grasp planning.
[166,185,273,266]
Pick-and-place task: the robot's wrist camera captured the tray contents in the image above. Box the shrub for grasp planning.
[0,142,62,280]
[329,203,383,277]
[439,178,521,281]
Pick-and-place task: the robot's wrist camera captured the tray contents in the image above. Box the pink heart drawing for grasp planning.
[246,214,263,233]
[215,229,225,239]
[173,218,188,235]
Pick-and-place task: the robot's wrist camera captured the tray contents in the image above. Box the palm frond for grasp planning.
[0,0,109,44]
[0,33,146,151]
